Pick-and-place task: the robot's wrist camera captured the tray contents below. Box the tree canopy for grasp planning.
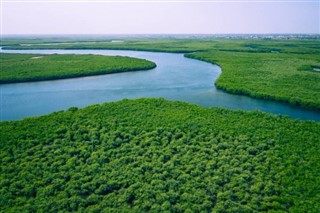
[1,98,319,212]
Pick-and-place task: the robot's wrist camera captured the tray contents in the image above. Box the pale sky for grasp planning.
[1,0,319,35]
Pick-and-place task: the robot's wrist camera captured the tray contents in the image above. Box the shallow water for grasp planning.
[1,49,319,121]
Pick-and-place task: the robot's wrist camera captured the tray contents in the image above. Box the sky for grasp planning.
[1,0,319,35]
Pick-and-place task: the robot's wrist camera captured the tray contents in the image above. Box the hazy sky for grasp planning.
[1,0,319,34]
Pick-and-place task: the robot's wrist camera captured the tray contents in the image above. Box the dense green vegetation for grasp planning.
[2,37,320,109]
[185,51,320,110]
[1,98,319,212]
[0,53,156,84]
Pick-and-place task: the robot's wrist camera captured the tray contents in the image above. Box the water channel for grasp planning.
[1,49,319,121]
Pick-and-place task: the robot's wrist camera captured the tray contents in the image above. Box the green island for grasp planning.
[1,98,319,212]
[0,53,156,84]
[3,37,320,109]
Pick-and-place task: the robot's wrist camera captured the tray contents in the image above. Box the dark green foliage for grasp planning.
[1,98,319,212]
[0,53,156,84]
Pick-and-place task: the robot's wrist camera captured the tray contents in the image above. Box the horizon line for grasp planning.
[1,33,320,36]
[2,0,319,3]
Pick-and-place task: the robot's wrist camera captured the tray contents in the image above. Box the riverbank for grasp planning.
[0,53,156,84]
[185,51,320,110]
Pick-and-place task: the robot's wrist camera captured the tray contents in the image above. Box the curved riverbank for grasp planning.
[0,53,156,84]
[184,51,320,111]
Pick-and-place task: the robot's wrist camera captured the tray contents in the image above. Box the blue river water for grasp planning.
[1,49,319,121]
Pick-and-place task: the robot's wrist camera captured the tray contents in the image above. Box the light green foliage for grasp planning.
[1,98,319,212]
[3,37,320,55]
[0,53,156,83]
[1,37,216,53]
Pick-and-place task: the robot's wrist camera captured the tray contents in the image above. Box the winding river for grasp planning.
[1,49,320,121]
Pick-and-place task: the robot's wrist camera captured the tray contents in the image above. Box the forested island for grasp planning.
[0,53,156,84]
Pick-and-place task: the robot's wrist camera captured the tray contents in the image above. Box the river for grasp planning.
[1,49,319,121]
